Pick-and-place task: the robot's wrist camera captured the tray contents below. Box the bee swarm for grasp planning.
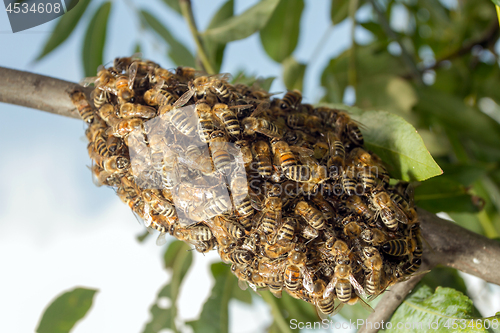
[74,56,422,316]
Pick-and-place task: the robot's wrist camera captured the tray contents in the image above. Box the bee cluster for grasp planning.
[72,56,422,316]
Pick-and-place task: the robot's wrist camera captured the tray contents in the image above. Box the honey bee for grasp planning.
[312,280,336,316]
[349,148,390,186]
[381,238,414,258]
[142,189,177,218]
[255,184,282,240]
[174,225,214,247]
[302,225,319,241]
[191,196,231,222]
[345,195,375,222]
[168,106,198,137]
[273,217,296,245]
[234,140,253,168]
[310,192,335,221]
[361,247,383,298]
[195,102,214,143]
[173,73,232,107]
[114,74,135,103]
[176,66,198,80]
[371,191,409,230]
[98,103,120,126]
[102,155,130,174]
[322,239,349,261]
[360,228,387,246]
[143,86,177,106]
[225,249,253,265]
[70,90,94,124]
[279,89,302,110]
[342,215,362,238]
[119,103,156,119]
[341,167,357,196]
[242,117,282,138]
[106,118,144,138]
[90,88,108,109]
[230,176,254,217]
[323,255,367,311]
[209,131,232,174]
[212,103,240,137]
[252,140,273,178]
[271,139,297,171]
[335,111,363,146]
[295,201,325,230]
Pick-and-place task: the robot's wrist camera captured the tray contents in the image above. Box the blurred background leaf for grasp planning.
[203,0,280,43]
[36,287,98,333]
[142,241,193,333]
[260,0,304,63]
[82,2,111,77]
[203,0,234,73]
[35,0,91,61]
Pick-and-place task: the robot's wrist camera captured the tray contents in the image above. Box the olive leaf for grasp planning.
[388,285,490,333]
[36,287,98,333]
[187,263,252,333]
[35,0,92,61]
[282,57,306,91]
[142,241,193,333]
[82,2,112,77]
[260,0,304,63]
[322,104,443,181]
[203,0,234,73]
[331,0,349,24]
[203,0,280,44]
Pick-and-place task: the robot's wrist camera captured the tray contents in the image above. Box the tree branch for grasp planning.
[0,66,90,120]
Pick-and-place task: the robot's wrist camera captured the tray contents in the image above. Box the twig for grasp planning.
[179,0,215,74]
[0,66,89,120]
[368,0,422,84]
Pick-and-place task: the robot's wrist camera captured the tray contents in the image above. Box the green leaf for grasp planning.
[187,263,251,333]
[36,287,98,333]
[160,0,182,15]
[414,177,480,213]
[136,230,150,243]
[259,0,304,63]
[330,0,349,24]
[232,72,275,91]
[204,0,234,73]
[388,285,488,332]
[139,10,195,68]
[449,212,485,236]
[203,0,280,44]
[415,88,500,147]
[282,57,306,91]
[35,0,91,61]
[82,2,112,77]
[142,241,193,333]
[322,104,442,181]
[492,0,500,6]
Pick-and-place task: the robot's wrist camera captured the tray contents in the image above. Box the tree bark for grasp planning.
[0,66,92,120]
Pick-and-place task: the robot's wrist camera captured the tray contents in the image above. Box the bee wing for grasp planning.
[300,267,315,293]
[79,76,98,87]
[210,73,232,81]
[128,62,137,89]
[238,279,249,291]
[391,204,409,224]
[173,89,195,108]
[323,276,337,299]
[249,189,263,211]
[250,101,270,117]
[156,232,167,246]
[349,274,366,296]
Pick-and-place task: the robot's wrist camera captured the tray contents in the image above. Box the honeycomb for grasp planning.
[71,56,422,315]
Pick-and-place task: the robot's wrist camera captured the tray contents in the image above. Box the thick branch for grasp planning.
[0,66,91,120]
